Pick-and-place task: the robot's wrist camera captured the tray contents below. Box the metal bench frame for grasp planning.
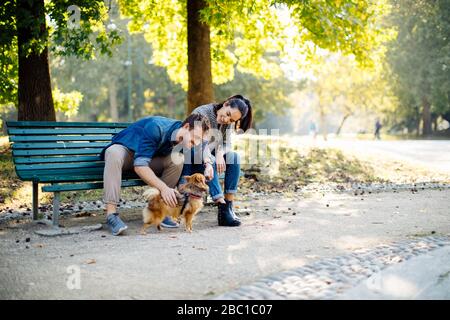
[6,121,147,227]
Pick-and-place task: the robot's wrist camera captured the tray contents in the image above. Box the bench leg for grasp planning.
[32,182,39,220]
[53,192,60,227]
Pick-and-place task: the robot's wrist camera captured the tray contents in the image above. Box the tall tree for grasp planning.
[120,0,392,114]
[187,0,214,110]
[304,53,398,137]
[385,0,450,136]
[0,0,121,120]
[17,0,55,121]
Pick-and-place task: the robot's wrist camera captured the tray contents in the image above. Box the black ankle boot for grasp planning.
[218,200,241,227]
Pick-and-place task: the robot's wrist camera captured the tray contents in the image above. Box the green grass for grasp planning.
[0,149,24,204]
[239,146,384,193]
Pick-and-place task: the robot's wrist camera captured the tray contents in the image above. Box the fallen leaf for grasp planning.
[85,259,96,265]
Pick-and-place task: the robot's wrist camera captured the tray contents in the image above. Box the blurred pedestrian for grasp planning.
[309,120,317,139]
[374,118,382,140]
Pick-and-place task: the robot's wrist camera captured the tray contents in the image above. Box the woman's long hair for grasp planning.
[213,94,253,132]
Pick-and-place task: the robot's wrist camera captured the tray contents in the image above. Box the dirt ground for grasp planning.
[1,188,449,299]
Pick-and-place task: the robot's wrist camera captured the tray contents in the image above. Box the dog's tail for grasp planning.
[143,188,160,201]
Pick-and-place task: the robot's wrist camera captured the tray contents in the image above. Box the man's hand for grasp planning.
[160,186,178,207]
[204,163,214,181]
[216,153,226,175]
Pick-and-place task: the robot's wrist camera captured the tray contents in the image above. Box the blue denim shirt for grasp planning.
[101,116,182,167]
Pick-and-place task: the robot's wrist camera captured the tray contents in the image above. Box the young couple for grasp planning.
[101,95,253,235]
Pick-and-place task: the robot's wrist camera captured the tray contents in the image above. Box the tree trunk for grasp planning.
[335,113,351,136]
[17,0,55,121]
[431,114,438,132]
[421,96,432,136]
[109,79,119,121]
[186,0,214,115]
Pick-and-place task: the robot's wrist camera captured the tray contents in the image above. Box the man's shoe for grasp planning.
[106,213,128,236]
[160,216,180,228]
[218,200,241,227]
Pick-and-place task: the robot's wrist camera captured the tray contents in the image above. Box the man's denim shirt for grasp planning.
[101,116,182,167]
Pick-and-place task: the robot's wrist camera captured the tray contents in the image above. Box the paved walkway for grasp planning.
[290,138,450,174]
[339,245,450,299]
[217,236,450,299]
[1,189,449,299]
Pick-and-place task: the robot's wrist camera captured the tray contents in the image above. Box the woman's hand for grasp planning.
[216,152,226,175]
[204,163,214,181]
[160,186,178,207]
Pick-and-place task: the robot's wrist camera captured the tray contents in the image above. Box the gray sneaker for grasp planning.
[160,216,180,228]
[106,213,128,236]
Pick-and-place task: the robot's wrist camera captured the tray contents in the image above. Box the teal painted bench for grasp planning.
[6,121,146,227]
[6,121,242,228]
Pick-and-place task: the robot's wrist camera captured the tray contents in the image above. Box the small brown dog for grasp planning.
[141,173,209,234]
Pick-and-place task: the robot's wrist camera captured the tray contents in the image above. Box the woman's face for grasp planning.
[216,103,242,125]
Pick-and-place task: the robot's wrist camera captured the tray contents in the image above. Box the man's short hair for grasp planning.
[182,113,210,133]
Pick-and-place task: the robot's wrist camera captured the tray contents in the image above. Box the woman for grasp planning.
[179,94,253,227]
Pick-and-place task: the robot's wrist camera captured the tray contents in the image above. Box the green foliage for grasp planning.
[385,0,450,129]
[50,22,187,122]
[0,1,17,106]
[50,13,301,123]
[52,86,83,118]
[300,52,398,132]
[279,0,395,67]
[119,0,393,90]
[215,69,302,123]
[0,0,123,107]
[47,1,122,59]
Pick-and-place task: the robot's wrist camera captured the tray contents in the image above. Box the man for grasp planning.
[101,114,210,235]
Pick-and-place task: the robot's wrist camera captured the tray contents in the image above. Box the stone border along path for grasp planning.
[214,236,450,300]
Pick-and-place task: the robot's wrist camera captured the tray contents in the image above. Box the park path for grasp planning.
[290,137,450,173]
[1,188,449,299]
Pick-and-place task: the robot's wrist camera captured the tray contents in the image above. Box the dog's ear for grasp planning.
[182,175,191,182]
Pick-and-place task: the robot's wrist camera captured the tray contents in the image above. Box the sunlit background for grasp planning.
[2,0,448,139]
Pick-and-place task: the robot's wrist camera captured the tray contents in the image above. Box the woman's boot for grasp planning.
[218,200,241,227]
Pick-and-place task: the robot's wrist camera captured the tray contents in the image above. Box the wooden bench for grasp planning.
[6,121,146,227]
[6,121,242,228]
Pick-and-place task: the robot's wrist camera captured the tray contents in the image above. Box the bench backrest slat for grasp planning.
[13,148,105,156]
[15,162,105,171]
[14,156,102,164]
[9,135,115,142]
[7,121,130,128]
[8,128,124,135]
[13,142,109,149]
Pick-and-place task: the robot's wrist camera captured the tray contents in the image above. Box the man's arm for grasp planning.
[134,121,178,207]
